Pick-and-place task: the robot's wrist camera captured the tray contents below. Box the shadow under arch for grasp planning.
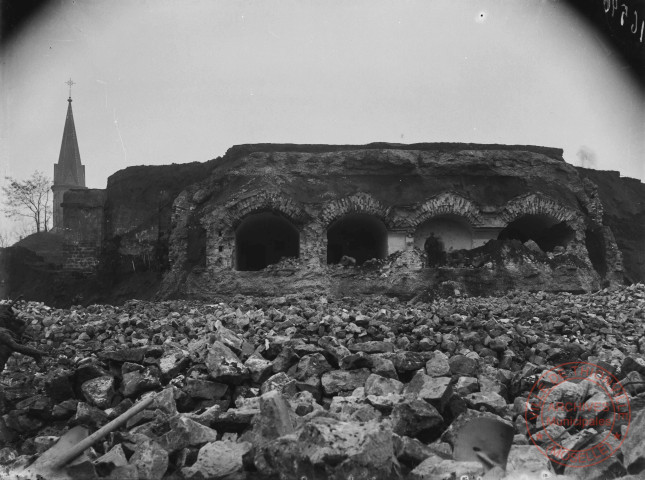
[326,213,387,265]
[235,211,299,271]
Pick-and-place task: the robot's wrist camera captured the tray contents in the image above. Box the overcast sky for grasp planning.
[1,0,643,236]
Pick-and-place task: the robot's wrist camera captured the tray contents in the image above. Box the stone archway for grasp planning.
[235,212,300,270]
[497,214,575,252]
[326,213,388,265]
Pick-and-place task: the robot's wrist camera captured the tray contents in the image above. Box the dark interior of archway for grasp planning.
[235,212,299,271]
[497,214,574,252]
[327,214,388,265]
[585,227,608,277]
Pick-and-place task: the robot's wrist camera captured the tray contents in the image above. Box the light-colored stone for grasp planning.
[181,440,252,480]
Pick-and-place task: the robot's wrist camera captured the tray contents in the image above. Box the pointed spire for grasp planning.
[52,80,87,230]
[54,80,85,187]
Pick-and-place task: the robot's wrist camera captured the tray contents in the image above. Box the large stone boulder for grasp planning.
[261,417,401,480]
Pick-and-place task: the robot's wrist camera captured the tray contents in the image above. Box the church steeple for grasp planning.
[52,79,87,231]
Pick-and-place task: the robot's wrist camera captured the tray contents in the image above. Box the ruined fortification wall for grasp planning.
[160,143,633,299]
[576,167,645,284]
[23,142,640,305]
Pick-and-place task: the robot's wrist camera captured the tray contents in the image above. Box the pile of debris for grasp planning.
[1,284,644,479]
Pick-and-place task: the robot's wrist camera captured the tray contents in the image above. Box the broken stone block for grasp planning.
[94,444,128,472]
[158,351,190,379]
[448,354,479,377]
[622,408,645,474]
[73,362,111,393]
[620,370,645,396]
[505,444,550,476]
[330,395,381,422]
[205,341,249,384]
[66,457,99,480]
[378,351,431,373]
[184,378,228,400]
[121,361,144,375]
[106,464,139,480]
[453,376,479,396]
[318,336,351,366]
[364,373,404,396]
[52,399,78,419]
[292,353,332,394]
[148,387,179,416]
[262,417,400,480]
[340,351,374,370]
[15,395,52,420]
[181,440,252,480]
[128,439,168,480]
[73,402,108,429]
[365,393,404,414]
[408,457,483,480]
[260,372,297,397]
[122,368,161,397]
[214,323,244,354]
[348,340,395,354]
[390,399,443,441]
[81,375,116,409]
[622,356,645,376]
[546,428,602,467]
[270,345,300,373]
[100,347,147,363]
[156,415,219,453]
[441,409,513,449]
[404,372,453,412]
[244,352,273,383]
[321,368,371,395]
[290,390,324,416]
[185,404,222,427]
[425,350,451,377]
[464,391,507,414]
[395,435,446,468]
[253,390,298,440]
[370,355,399,380]
[564,456,626,480]
[212,407,258,433]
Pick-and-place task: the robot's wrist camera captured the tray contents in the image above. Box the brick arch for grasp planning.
[500,193,582,226]
[224,191,310,228]
[408,193,482,228]
[320,193,391,228]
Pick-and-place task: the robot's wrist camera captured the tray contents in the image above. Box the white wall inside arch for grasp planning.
[413,216,473,252]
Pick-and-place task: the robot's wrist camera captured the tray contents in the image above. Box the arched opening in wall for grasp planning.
[186,224,206,267]
[497,214,575,252]
[413,215,474,266]
[585,227,608,277]
[327,214,387,265]
[235,212,299,271]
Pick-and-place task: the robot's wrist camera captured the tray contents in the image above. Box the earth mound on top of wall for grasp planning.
[200,143,578,210]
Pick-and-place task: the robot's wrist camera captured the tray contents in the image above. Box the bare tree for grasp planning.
[2,171,52,234]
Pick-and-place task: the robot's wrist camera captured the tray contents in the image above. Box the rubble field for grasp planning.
[1,284,644,479]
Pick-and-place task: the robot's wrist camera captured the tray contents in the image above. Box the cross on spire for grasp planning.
[66,78,75,100]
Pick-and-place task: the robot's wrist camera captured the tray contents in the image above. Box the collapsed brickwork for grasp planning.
[31,142,643,304]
